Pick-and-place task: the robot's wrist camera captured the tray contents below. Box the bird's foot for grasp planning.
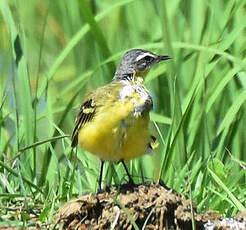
[119,178,138,193]
[97,184,111,194]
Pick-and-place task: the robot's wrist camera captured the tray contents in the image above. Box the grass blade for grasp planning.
[208,167,246,211]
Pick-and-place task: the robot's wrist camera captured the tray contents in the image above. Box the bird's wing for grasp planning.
[71,83,120,147]
[71,98,96,147]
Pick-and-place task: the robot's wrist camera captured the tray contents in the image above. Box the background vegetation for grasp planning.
[0,0,246,228]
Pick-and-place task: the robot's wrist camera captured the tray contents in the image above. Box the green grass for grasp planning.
[0,0,246,228]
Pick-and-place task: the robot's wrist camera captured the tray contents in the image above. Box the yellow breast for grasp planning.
[78,81,152,162]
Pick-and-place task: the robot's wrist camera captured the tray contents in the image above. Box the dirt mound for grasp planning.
[55,183,246,230]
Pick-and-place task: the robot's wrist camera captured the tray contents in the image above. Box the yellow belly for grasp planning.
[78,99,151,162]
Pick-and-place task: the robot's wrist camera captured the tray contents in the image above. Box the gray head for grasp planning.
[114,49,171,80]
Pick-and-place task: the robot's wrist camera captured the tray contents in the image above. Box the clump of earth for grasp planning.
[56,183,246,230]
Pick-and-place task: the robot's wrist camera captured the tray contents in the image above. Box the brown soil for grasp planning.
[55,183,246,230]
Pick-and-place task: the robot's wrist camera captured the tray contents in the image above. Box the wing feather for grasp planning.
[71,99,96,147]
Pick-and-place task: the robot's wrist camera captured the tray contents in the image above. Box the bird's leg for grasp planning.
[97,160,104,193]
[121,160,135,186]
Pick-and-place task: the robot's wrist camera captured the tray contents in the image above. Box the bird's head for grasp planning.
[114,49,171,81]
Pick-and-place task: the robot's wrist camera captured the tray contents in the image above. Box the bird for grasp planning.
[71,49,171,191]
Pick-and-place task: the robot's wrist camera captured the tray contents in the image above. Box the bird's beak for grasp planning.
[157,55,172,62]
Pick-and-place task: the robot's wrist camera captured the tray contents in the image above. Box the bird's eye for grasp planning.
[135,55,155,71]
[144,56,154,62]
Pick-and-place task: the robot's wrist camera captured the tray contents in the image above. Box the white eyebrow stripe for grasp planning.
[135,52,155,61]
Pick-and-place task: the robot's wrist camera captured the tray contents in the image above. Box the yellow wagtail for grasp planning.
[71,49,171,190]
